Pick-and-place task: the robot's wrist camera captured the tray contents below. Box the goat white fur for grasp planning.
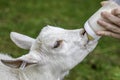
[0,26,98,80]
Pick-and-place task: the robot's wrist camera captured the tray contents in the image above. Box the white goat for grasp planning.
[0,26,98,80]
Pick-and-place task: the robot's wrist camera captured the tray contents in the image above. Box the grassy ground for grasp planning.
[0,0,120,80]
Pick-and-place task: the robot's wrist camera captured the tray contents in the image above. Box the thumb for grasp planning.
[100,1,110,6]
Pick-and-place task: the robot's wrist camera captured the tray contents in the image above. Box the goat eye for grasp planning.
[53,40,63,48]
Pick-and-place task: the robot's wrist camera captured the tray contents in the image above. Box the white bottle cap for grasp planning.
[84,21,101,40]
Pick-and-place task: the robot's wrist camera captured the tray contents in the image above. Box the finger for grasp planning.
[101,11,120,26]
[97,20,120,34]
[111,8,120,17]
[97,31,120,39]
[100,1,109,6]
[111,8,116,15]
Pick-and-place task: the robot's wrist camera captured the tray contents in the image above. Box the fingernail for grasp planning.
[96,31,102,35]
[101,12,105,15]
[97,20,103,24]
[97,32,100,34]
[101,12,108,16]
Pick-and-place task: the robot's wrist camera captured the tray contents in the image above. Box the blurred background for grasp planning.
[0,0,120,80]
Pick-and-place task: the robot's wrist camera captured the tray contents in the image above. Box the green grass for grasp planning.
[0,0,120,80]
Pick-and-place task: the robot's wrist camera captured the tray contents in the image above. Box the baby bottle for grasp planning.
[84,0,120,40]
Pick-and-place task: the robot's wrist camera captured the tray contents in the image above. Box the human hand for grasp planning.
[97,8,120,39]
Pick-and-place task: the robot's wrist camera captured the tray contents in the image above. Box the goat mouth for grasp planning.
[82,29,86,36]
[80,29,89,45]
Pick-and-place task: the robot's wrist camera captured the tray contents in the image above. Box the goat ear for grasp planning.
[1,59,37,69]
[10,32,35,50]
[1,54,38,69]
